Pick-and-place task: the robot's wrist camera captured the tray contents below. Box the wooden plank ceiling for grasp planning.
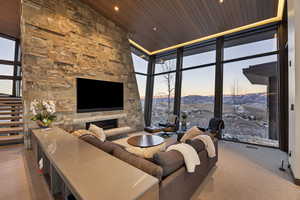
[81,0,279,53]
[0,0,279,52]
[0,0,20,39]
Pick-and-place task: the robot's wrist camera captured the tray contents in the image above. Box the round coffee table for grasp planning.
[127,135,164,148]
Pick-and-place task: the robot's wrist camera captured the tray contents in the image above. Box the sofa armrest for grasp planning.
[79,134,124,154]
[104,126,134,137]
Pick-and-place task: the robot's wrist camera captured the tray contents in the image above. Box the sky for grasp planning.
[132,38,277,98]
[0,38,15,95]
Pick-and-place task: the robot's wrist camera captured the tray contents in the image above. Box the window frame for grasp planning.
[131,22,288,150]
[0,34,21,96]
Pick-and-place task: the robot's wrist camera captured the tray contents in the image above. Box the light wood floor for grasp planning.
[1,142,300,200]
[0,144,31,200]
[192,141,300,200]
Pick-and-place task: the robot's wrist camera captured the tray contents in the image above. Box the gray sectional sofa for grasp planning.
[79,134,218,200]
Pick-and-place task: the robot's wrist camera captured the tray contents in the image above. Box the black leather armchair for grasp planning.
[198,118,225,137]
[158,114,179,132]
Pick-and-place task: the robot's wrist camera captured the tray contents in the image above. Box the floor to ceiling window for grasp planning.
[0,37,19,96]
[181,66,215,128]
[133,24,284,149]
[0,37,15,60]
[135,75,147,111]
[151,54,176,125]
[0,80,13,95]
[180,44,216,129]
[131,52,148,113]
[222,29,279,147]
[152,72,176,125]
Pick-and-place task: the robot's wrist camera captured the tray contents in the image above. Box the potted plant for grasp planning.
[30,99,56,128]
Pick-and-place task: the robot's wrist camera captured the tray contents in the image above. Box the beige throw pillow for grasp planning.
[89,124,106,142]
[180,126,204,143]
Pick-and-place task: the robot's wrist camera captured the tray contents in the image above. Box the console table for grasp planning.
[31,127,158,200]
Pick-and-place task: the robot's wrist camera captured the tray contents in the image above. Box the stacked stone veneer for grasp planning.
[21,0,144,136]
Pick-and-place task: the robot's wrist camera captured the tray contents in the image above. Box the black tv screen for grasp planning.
[77,78,124,113]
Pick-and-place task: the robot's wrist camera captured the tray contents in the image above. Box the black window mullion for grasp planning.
[13,39,20,96]
[135,72,147,76]
[181,62,216,72]
[214,37,224,120]
[144,55,156,126]
[277,9,289,152]
[222,50,279,64]
[154,70,177,76]
[173,47,183,118]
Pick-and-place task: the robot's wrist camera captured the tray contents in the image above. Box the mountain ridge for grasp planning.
[151,93,267,105]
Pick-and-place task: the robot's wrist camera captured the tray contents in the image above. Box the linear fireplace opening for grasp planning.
[86,119,118,130]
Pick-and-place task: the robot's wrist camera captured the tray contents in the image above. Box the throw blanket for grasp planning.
[167,143,200,173]
[193,135,216,158]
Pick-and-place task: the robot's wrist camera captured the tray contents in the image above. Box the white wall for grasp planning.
[288,0,300,179]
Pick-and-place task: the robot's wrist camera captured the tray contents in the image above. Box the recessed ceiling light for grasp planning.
[114,6,119,12]
[219,0,224,3]
[153,27,157,31]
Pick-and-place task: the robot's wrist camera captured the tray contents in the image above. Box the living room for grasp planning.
[0,0,300,199]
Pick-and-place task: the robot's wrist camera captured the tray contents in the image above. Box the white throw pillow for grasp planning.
[89,124,106,142]
[180,126,203,143]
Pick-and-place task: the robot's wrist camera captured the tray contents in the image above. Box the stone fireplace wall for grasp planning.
[20,0,144,136]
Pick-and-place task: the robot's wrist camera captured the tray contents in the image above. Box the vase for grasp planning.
[181,119,187,131]
[36,120,51,129]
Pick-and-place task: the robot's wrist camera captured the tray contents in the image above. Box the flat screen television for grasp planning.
[76,78,124,113]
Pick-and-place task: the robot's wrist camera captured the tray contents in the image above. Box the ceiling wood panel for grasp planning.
[0,0,20,39]
[81,0,279,53]
[0,0,280,50]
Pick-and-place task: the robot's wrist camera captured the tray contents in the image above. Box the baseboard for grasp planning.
[289,166,300,186]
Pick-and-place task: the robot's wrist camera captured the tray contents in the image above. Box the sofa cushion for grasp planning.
[79,134,123,154]
[125,143,165,159]
[153,150,184,178]
[113,147,163,181]
[88,124,106,142]
[104,127,134,137]
[185,139,205,153]
[180,126,204,143]
[101,141,124,154]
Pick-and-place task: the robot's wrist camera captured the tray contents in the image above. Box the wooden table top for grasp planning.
[127,135,165,148]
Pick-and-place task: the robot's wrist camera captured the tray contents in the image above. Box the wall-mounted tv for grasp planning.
[76,78,124,113]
